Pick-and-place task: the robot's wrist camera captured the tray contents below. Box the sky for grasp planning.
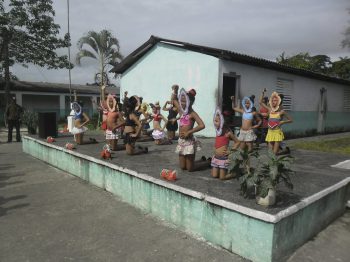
[11,0,350,85]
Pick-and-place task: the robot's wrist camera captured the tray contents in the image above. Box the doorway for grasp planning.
[222,75,241,129]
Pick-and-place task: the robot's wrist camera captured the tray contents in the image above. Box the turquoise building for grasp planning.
[111,36,350,137]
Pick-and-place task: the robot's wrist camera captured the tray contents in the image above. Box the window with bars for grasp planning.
[276,78,293,111]
[344,87,350,112]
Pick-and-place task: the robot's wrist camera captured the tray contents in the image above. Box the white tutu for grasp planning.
[152,129,165,140]
[71,126,88,135]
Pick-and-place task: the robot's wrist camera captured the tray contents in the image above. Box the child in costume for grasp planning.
[106,94,125,151]
[175,88,205,172]
[231,96,261,152]
[211,108,239,180]
[70,101,90,145]
[139,102,152,136]
[151,102,172,145]
[163,85,179,140]
[259,90,293,154]
[123,96,148,155]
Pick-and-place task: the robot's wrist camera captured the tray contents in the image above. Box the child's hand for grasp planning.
[180,131,190,139]
[230,96,235,101]
[130,133,137,138]
[101,85,106,90]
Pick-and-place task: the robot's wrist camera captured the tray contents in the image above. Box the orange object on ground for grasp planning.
[65,143,75,150]
[101,144,112,160]
[47,136,55,143]
[160,169,177,181]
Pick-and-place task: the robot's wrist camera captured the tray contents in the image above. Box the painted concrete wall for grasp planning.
[121,43,219,136]
[23,137,276,262]
[221,60,350,133]
[22,137,350,262]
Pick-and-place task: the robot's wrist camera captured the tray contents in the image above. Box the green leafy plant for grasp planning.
[228,148,259,198]
[256,150,295,198]
[22,110,38,134]
[228,148,295,200]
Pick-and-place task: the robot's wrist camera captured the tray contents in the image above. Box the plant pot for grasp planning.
[256,188,276,206]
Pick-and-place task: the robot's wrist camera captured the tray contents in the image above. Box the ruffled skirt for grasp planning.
[152,129,165,140]
[71,126,88,135]
[175,136,202,155]
[265,128,284,142]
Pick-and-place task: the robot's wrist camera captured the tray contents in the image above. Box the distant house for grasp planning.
[0,81,119,124]
[111,35,350,137]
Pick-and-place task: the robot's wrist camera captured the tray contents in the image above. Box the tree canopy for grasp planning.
[0,0,71,104]
[76,29,123,86]
[276,52,350,80]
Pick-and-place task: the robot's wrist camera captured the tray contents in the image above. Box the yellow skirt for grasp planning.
[266,128,284,142]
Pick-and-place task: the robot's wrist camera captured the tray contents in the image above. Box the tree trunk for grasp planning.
[1,30,12,107]
[3,37,11,106]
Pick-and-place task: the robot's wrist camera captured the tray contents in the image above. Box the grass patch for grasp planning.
[292,136,350,155]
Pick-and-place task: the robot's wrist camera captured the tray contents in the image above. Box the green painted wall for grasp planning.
[281,111,350,136]
[272,187,348,261]
[22,137,349,262]
[23,137,275,261]
[121,43,219,136]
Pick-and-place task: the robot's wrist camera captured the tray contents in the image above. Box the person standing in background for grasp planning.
[5,96,23,143]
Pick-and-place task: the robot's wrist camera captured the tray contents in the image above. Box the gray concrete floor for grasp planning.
[0,131,349,262]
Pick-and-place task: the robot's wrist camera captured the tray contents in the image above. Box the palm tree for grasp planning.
[76,30,123,86]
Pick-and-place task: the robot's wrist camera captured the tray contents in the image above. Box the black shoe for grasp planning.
[89,138,98,143]
[201,156,207,161]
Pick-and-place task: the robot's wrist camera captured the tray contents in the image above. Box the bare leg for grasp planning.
[273,142,280,155]
[246,142,253,152]
[268,142,274,152]
[211,167,219,178]
[76,133,83,145]
[179,155,186,170]
[239,142,246,150]
[168,131,175,140]
[186,154,195,172]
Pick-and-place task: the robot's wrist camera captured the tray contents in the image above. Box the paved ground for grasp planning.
[0,130,349,262]
[0,143,243,262]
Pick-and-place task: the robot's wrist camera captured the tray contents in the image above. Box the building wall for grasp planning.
[121,43,220,136]
[221,60,350,134]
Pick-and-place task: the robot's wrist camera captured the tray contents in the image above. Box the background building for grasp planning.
[0,81,119,125]
[111,36,350,137]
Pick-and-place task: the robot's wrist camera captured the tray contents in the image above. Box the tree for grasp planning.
[0,0,71,105]
[75,29,123,87]
[276,52,332,75]
[331,57,350,79]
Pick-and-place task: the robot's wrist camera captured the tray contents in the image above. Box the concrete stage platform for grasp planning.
[22,134,350,262]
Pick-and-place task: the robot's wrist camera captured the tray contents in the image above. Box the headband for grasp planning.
[269,92,281,112]
[178,88,190,115]
[71,102,82,117]
[106,94,117,112]
[213,107,224,136]
[241,96,253,113]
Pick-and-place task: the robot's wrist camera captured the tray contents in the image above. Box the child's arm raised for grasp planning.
[231,96,243,114]
[259,89,270,111]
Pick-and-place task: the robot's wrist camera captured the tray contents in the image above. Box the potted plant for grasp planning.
[228,148,260,198]
[22,110,38,135]
[255,150,295,206]
[228,148,295,206]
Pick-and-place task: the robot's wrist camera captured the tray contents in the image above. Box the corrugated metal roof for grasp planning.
[110,35,350,85]
[0,80,119,95]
